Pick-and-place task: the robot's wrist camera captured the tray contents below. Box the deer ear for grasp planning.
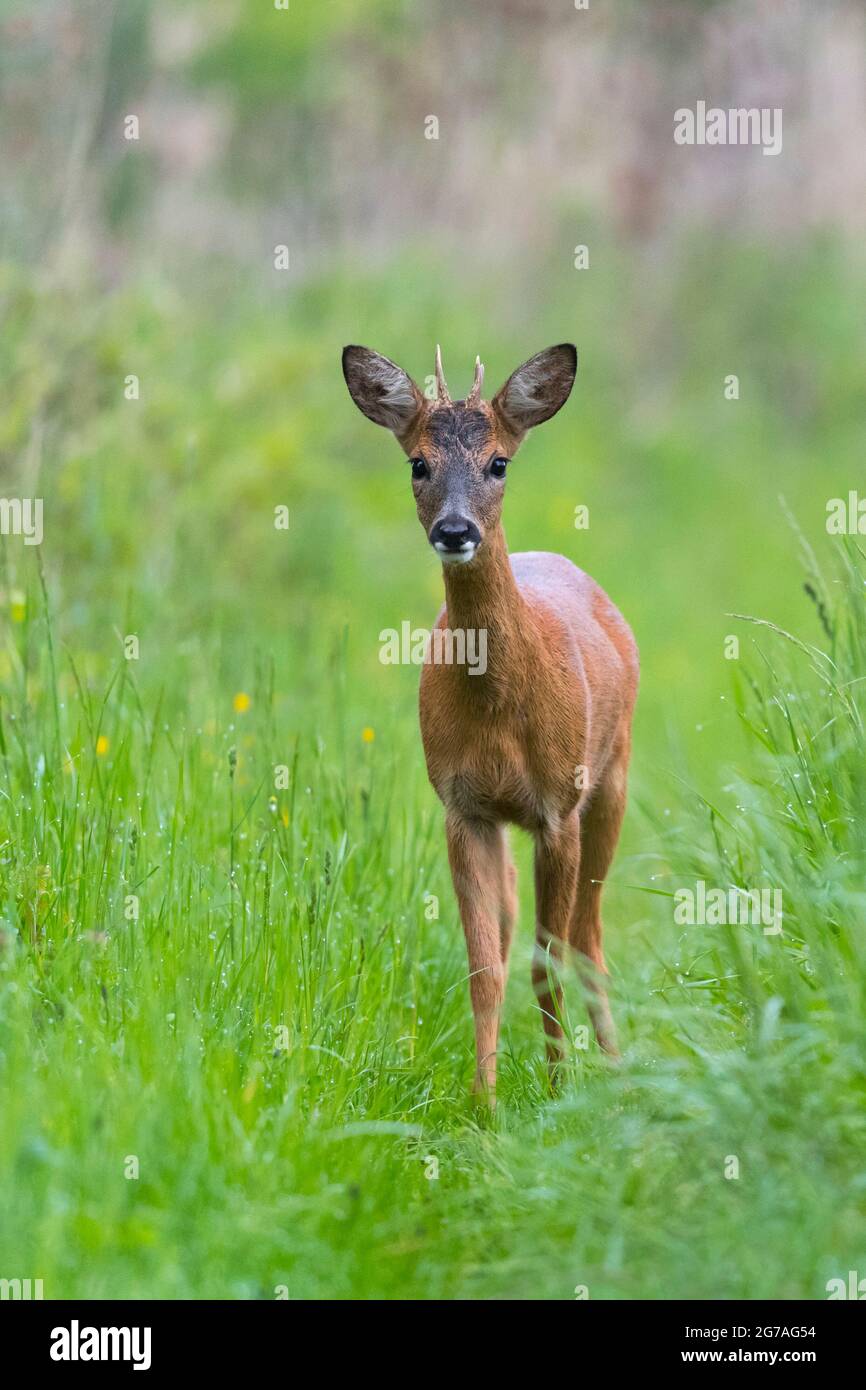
[492,344,577,433]
[342,346,424,438]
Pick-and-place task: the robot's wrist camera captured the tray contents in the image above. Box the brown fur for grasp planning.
[342,344,639,1098]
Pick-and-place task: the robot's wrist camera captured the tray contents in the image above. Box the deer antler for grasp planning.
[434,344,452,406]
[466,355,484,407]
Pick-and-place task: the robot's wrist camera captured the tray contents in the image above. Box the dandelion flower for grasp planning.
[362,726,375,744]
[233,692,251,714]
[96,735,109,756]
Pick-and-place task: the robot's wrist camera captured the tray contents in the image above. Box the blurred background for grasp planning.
[1,0,865,800]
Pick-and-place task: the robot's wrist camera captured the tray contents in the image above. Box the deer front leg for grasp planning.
[533,811,581,1078]
[446,814,508,1100]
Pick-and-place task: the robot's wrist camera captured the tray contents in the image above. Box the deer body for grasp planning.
[423,544,634,833]
[343,343,638,1096]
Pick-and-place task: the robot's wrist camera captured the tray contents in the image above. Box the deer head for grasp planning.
[342,343,577,564]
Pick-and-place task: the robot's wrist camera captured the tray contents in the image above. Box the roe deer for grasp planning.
[342,343,638,1098]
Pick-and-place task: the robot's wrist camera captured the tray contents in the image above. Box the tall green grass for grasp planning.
[0,515,863,1297]
[0,259,864,1298]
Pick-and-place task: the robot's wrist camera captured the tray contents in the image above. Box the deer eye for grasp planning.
[489,457,509,479]
[409,457,429,481]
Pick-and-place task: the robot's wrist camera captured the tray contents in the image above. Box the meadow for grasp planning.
[0,243,865,1299]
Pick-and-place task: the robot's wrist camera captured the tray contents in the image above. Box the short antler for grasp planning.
[466,355,484,407]
[434,344,452,406]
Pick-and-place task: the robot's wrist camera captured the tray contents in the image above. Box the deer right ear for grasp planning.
[492,344,577,434]
[342,346,424,438]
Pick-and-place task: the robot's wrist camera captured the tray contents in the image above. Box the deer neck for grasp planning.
[441,525,530,702]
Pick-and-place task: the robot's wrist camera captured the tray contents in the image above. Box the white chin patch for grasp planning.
[435,542,478,565]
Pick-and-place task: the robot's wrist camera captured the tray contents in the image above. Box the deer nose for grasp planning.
[430,515,481,552]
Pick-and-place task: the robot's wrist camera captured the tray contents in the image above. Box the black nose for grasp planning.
[430,515,481,551]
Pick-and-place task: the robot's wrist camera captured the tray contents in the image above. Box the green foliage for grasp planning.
[0,253,864,1297]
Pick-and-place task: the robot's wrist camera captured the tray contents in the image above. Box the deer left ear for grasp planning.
[492,344,577,433]
[342,345,425,439]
